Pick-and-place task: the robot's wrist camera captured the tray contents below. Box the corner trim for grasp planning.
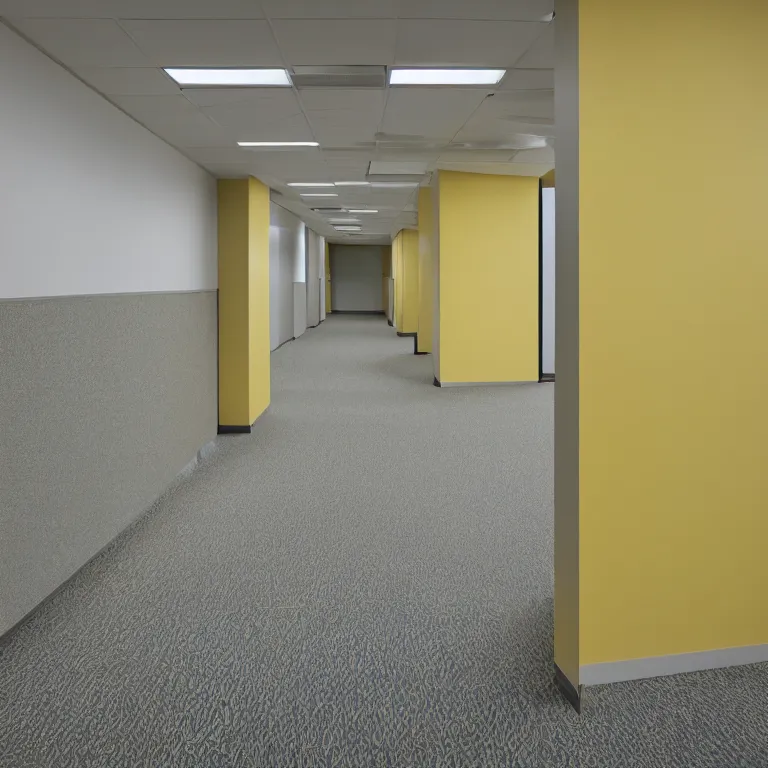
[414,335,428,355]
[580,644,768,686]
[433,377,442,388]
[387,320,394,327]
[555,664,582,713]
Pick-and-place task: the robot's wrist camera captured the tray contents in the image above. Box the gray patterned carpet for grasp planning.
[2,315,767,767]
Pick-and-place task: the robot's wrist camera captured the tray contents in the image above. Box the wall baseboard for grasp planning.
[272,336,296,352]
[555,664,582,713]
[413,335,429,355]
[0,438,218,647]
[580,644,768,686]
[387,320,393,327]
[331,310,385,315]
[540,373,555,382]
[435,380,538,388]
[397,331,416,338]
[218,424,251,434]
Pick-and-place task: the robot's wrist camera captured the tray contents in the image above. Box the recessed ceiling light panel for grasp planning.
[348,210,378,214]
[238,141,319,147]
[334,181,370,186]
[287,182,334,187]
[166,68,291,86]
[334,226,362,232]
[390,68,506,86]
[300,193,338,197]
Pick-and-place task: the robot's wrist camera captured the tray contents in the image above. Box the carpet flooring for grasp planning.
[1,315,767,767]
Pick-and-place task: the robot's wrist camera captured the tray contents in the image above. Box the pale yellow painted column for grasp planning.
[433,171,539,386]
[393,231,403,331]
[381,246,392,320]
[397,229,419,337]
[554,0,768,701]
[416,188,434,354]
[217,177,270,433]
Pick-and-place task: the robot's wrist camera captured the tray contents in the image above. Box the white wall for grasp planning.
[542,187,556,375]
[306,230,324,327]
[269,202,306,350]
[331,245,385,312]
[0,24,216,300]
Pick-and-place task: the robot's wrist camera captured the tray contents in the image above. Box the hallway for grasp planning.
[1,316,766,767]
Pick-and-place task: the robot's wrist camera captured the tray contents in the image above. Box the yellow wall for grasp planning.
[400,230,420,335]
[577,0,768,667]
[324,241,331,313]
[217,177,270,429]
[381,246,392,319]
[417,188,434,353]
[435,171,539,384]
[393,232,403,330]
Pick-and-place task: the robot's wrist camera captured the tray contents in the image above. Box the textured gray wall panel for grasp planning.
[0,291,217,634]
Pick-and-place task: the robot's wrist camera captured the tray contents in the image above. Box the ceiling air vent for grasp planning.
[291,66,387,89]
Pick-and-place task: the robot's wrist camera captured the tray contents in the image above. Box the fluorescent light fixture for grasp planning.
[334,181,370,186]
[348,209,378,214]
[370,182,419,188]
[165,68,291,86]
[328,218,361,223]
[334,226,362,232]
[287,182,334,187]
[238,141,319,147]
[300,193,338,197]
[390,68,505,86]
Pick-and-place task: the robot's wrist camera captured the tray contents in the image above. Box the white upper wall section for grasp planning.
[0,24,216,299]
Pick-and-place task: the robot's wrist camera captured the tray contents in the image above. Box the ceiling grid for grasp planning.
[0,0,555,243]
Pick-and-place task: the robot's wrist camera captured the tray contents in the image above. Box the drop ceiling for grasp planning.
[0,0,555,244]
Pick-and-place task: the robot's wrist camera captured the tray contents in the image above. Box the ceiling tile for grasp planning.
[183,87,301,112]
[395,19,545,66]
[438,149,517,162]
[110,93,199,118]
[514,22,553,68]
[108,94,235,146]
[381,89,488,141]
[454,115,554,143]
[498,68,554,90]
[271,19,397,66]
[121,19,282,67]
[437,161,550,176]
[299,88,386,114]
[0,0,265,17]
[262,0,397,18]
[307,118,378,149]
[9,18,151,67]
[481,89,554,120]
[513,146,555,163]
[73,66,180,95]
[210,110,314,142]
[398,0,553,21]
